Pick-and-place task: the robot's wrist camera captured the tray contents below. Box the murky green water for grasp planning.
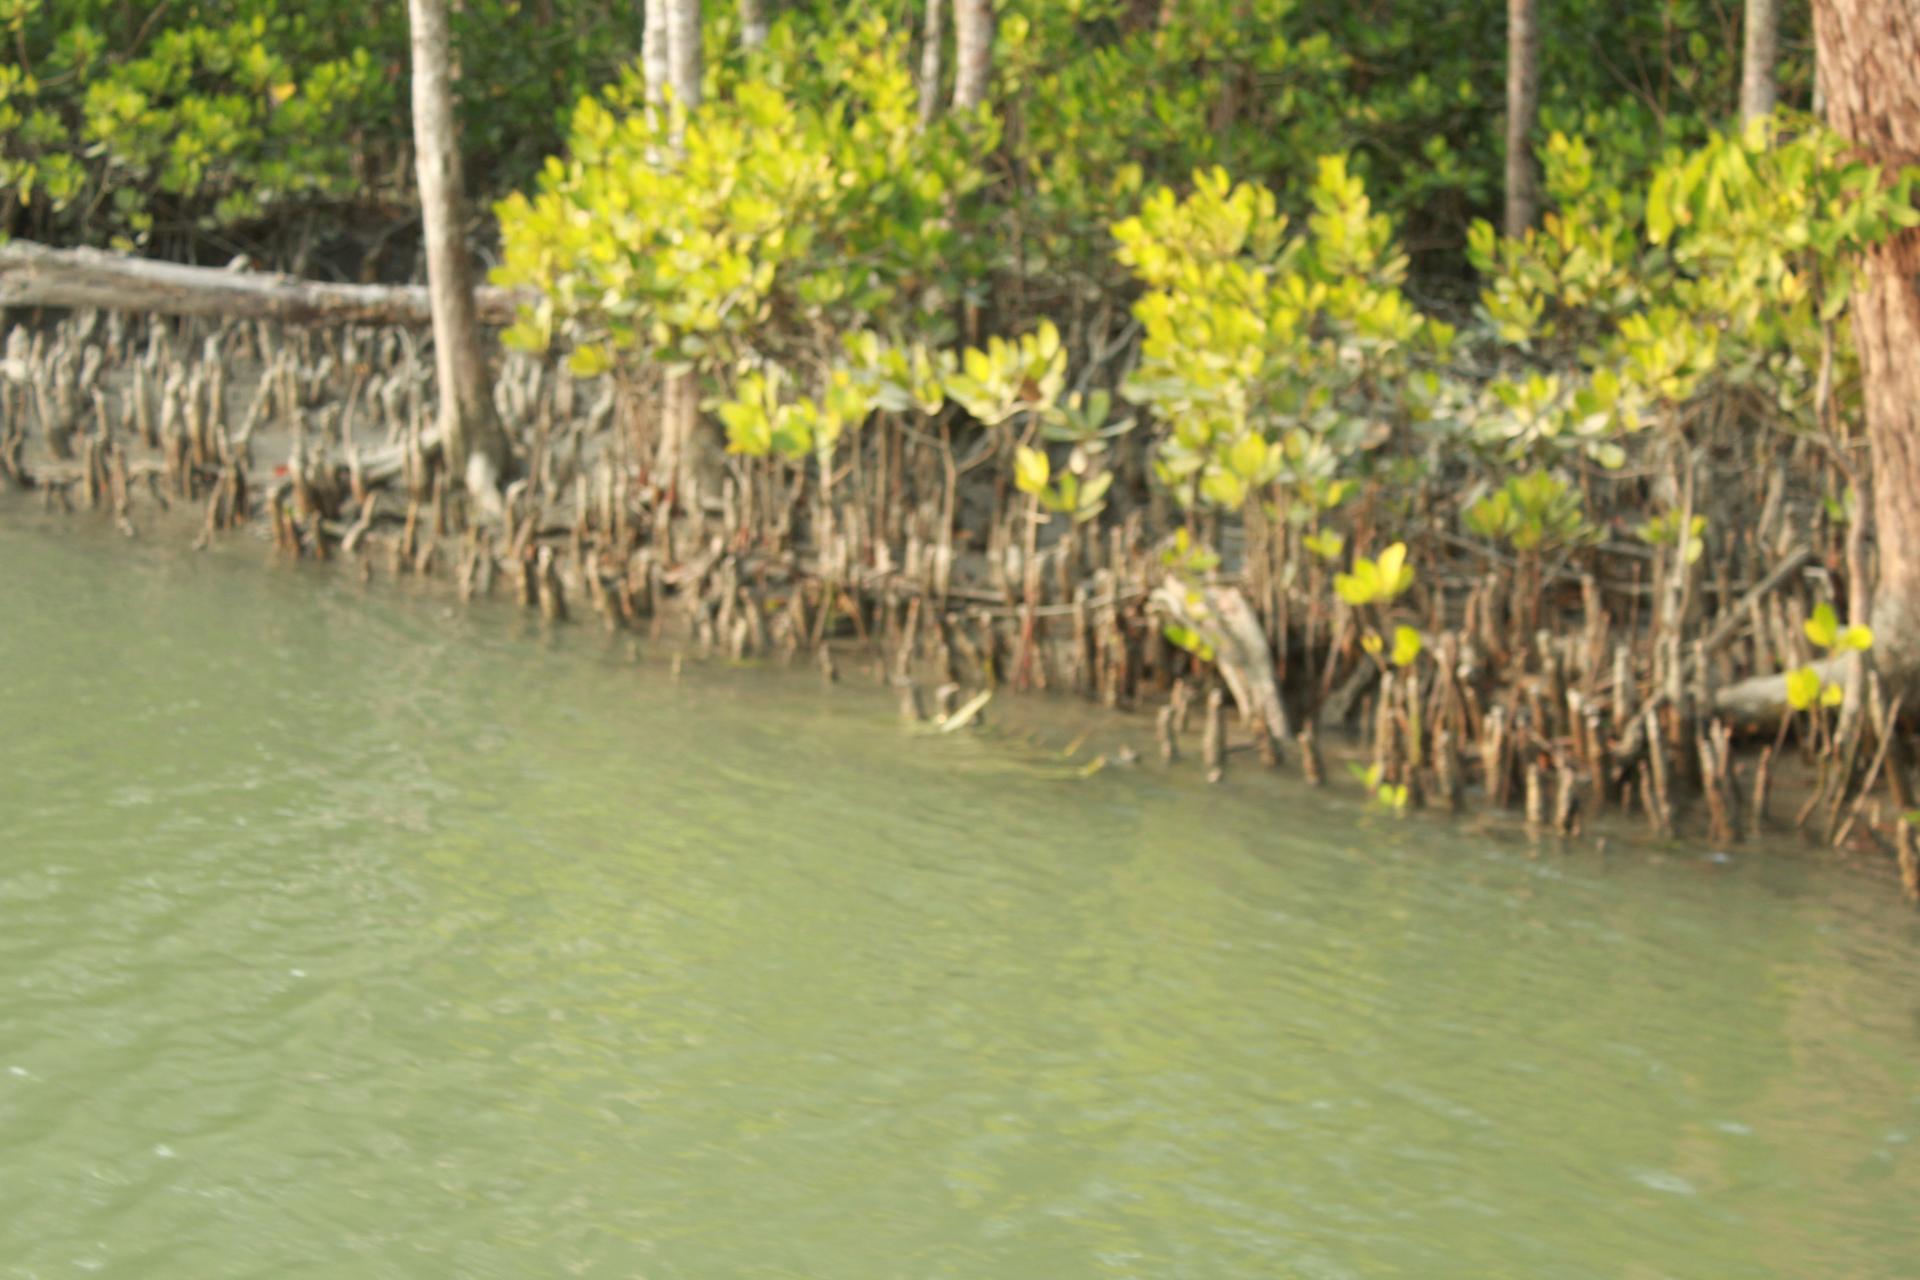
[3,517,1919,1279]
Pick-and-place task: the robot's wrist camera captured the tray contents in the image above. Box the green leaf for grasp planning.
[1840,624,1874,653]
[1786,666,1821,711]
[1075,470,1114,521]
[1014,446,1050,497]
[1334,566,1377,607]
[1391,626,1423,668]
[1646,168,1674,244]
[1229,432,1268,482]
[1804,602,1839,650]
[1302,529,1345,561]
[1162,623,1214,662]
[1374,542,1414,600]
[1200,468,1249,510]
[567,343,612,378]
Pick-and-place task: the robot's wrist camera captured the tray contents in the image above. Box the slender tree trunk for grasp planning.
[739,0,768,50]
[1503,0,1540,238]
[951,0,992,113]
[668,0,703,113]
[918,0,946,126]
[643,0,669,108]
[658,0,709,505]
[1816,0,1920,679]
[407,0,510,509]
[1741,0,1780,123]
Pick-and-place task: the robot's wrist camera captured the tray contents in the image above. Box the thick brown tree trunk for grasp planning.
[951,0,992,113]
[1503,0,1540,238]
[1741,0,1780,122]
[1816,0,1920,678]
[408,0,511,509]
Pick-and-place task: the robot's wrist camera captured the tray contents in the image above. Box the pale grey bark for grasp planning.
[643,0,669,107]
[1153,581,1291,748]
[739,0,768,50]
[918,0,946,125]
[1741,0,1780,123]
[1503,0,1540,238]
[951,0,992,113]
[655,0,711,503]
[408,0,511,507]
[668,0,703,112]
[0,240,527,326]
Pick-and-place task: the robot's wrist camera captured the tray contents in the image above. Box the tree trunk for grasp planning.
[657,0,710,505]
[1816,0,1920,680]
[408,0,511,509]
[668,0,703,113]
[1503,0,1541,238]
[918,0,946,126]
[1741,0,1780,123]
[643,0,669,108]
[951,0,992,113]
[739,0,768,50]
[0,239,528,326]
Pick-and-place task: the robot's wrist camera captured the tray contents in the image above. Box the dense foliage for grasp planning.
[0,0,639,254]
[5,0,1813,260]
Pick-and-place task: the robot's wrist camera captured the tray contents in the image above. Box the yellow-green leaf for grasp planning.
[1303,529,1345,561]
[1334,568,1376,607]
[1786,666,1821,711]
[567,343,612,378]
[1200,468,1249,510]
[1374,542,1413,600]
[1391,625,1423,668]
[1229,432,1268,482]
[1805,602,1839,650]
[1014,446,1050,496]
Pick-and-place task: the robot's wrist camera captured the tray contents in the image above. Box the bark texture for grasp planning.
[0,240,527,326]
[918,0,946,126]
[667,0,704,113]
[656,0,710,503]
[1503,0,1541,238]
[408,0,511,506]
[643,0,669,107]
[951,0,993,113]
[739,0,768,50]
[1741,0,1780,122]
[1816,0,1920,678]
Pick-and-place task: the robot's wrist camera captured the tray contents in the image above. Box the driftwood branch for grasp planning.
[1153,581,1292,749]
[0,239,531,328]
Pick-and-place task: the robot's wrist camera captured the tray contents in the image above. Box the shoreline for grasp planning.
[2,453,1903,898]
[3,307,1918,899]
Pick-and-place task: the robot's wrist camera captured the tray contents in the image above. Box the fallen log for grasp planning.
[1153,580,1291,754]
[0,239,532,328]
